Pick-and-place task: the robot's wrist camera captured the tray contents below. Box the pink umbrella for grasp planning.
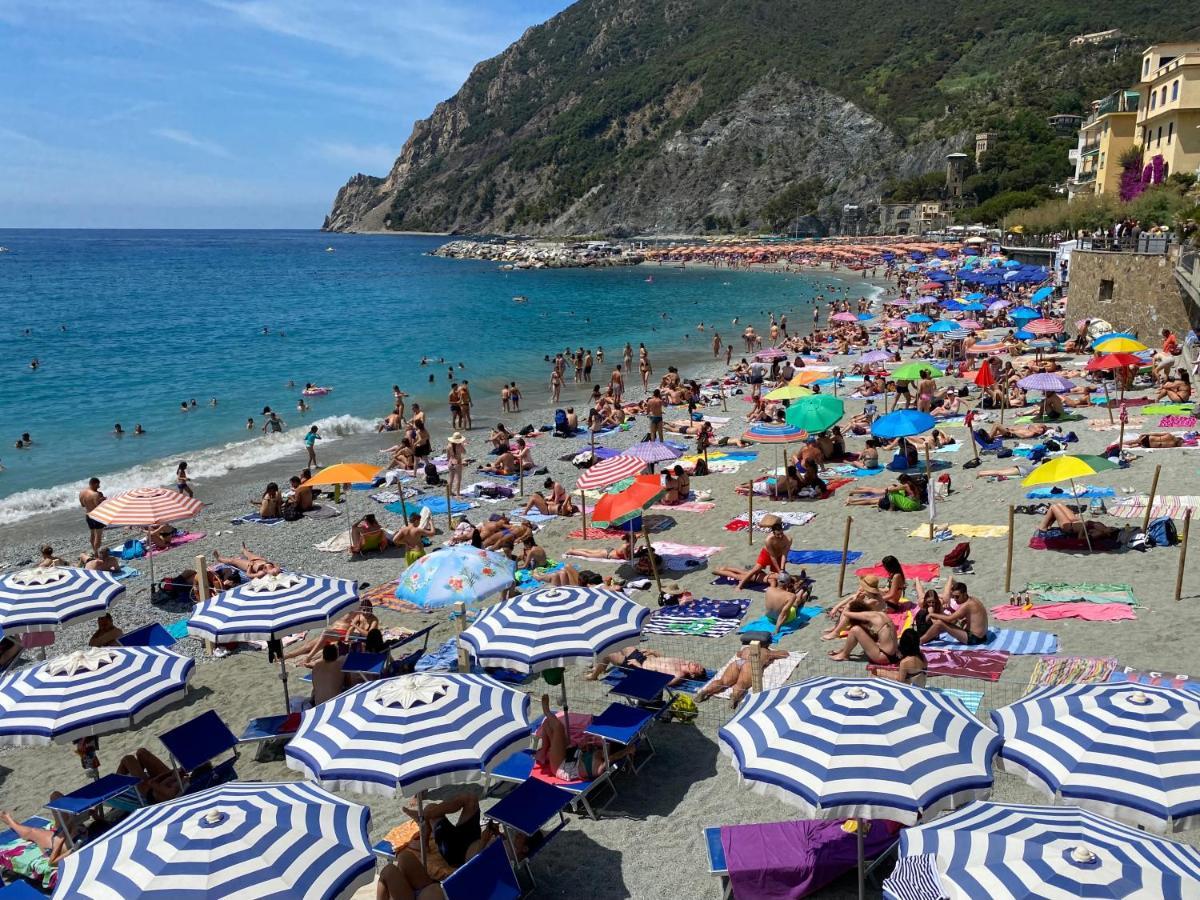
[885,319,911,329]
[576,454,648,491]
[957,319,984,330]
[830,312,858,323]
[1025,318,1065,336]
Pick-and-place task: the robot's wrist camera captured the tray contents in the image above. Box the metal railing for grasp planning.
[1003,234,1174,254]
[1178,246,1200,298]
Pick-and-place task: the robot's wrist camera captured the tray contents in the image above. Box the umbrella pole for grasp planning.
[1103,382,1114,424]
[580,489,588,537]
[837,516,853,596]
[856,819,865,900]
[561,673,569,716]
[278,652,291,714]
[747,482,754,547]
[418,792,428,868]
[1175,509,1192,602]
[1073,478,1093,553]
[1004,504,1015,594]
[643,525,664,597]
[924,446,934,540]
[1143,464,1162,535]
[445,481,454,531]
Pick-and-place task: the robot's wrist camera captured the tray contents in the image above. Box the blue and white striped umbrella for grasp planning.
[285,673,530,797]
[54,781,374,900]
[992,683,1200,833]
[0,647,193,746]
[719,677,999,824]
[887,801,1200,900]
[459,585,649,673]
[0,566,125,634]
[187,573,359,643]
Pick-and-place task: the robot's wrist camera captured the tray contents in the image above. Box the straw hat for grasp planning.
[857,574,882,596]
[758,513,782,529]
[448,432,467,444]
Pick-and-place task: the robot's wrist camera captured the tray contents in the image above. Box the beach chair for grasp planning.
[440,838,522,900]
[158,710,239,794]
[117,623,177,648]
[488,747,613,820]
[388,624,436,674]
[484,777,572,890]
[237,713,300,762]
[584,702,659,774]
[46,774,143,849]
[0,881,45,899]
[702,825,733,900]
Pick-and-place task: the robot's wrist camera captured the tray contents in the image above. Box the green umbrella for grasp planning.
[785,395,845,433]
[891,362,945,381]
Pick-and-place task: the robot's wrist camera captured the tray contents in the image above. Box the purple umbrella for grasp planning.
[1016,373,1075,393]
[621,441,682,464]
[858,350,892,365]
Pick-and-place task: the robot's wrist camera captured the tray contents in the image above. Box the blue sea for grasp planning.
[0,230,870,523]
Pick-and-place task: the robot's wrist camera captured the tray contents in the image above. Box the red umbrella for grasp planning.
[1085,353,1144,372]
[974,365,997,388]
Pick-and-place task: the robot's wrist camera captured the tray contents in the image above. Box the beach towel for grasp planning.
[1027,656,1119,690]
[314,532,353,553]
[165,618,191,641]
[1160,415,1198,428]
[400,497,474,516]
[931,442,963,454]
[908,523,1009,539]
[114,565,141,581]
[831,465,886,479]
[927,627,1058,655]
[146,532,205,556]
[303,504,341,519]
[515,562,563,590]
[370,488,419,505]
[652,541,725,559]
[855,562,940,583]
[931,686,984,714]
[921,649,1010,681]
[1026,485,1115,500]
[643,599,751,638]
[567,514,670,540]
[1025,581,1137,605]
[414,638,459,673]
[991,602,1135,622]
[722,819,900,900]
[701,651,807,700]
[738,609,822,638]
[1014,413,1085,424]
[1109,495,1200,520]
[1108,666,1200,693]
[724,511,817,532]
[711,576,768,592]
[1029,531,1120,552]
[651,501,716,513]
[1089,418,1143,431]
[1142,403,1194,416]
[787,549,863,565]
[882,854,947,900]
[510,510,558,525]
[231,513,284,526]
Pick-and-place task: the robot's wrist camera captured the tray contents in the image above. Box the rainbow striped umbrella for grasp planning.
[741,423,807,444]
[1026,318,1065,336]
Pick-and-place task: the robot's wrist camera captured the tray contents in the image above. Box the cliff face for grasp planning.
[323,0,1195,235]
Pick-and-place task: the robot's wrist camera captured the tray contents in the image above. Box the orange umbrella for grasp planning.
[300,462,381,487]
[591,475,667,594]
[789,370,828,387]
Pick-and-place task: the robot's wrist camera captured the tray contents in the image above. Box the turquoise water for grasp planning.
[0,230,867,521]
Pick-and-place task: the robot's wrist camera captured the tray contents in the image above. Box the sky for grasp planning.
[0,0,571,228]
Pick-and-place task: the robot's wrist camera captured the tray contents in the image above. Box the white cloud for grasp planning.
[309,140,396,171]
[152,128,232,158]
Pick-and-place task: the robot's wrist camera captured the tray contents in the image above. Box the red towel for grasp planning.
[855,562,940,582]
[924,649,1010,681]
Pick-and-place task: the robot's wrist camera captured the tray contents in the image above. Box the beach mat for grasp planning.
[1025,581,1137,605]
[651,501,716,513]
[1160,415,1198,428]
[1026,486,1114,500]
[1108,665,1200,693]
[568,514,670,540]
[738,608,822,638]
[1141,403,1194,416]
[1014,413,1085,424]
[165,618,191,641]
[1108,496,1200,520]
[923,649,1010,681]
[303,504,342,519]
[1027,656,1119,690]
[931,686,984,713]
[700,651,807,700]
[926,627,1058,655]
[360,580,422,614]
[908,523,1009,539]
[231,513,284,526]
[643,598,751,638]
[855,562,940,582]
[389,497,474,516]
[115,565,141,581]
[147,532,205,557]
[787,549,863,565]
[830,465,886,479]
[992,602,1135,622]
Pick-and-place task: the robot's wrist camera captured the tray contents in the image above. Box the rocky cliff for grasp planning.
[324,0,1196,235]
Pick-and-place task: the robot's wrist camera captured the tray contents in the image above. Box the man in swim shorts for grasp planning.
[646,389,665,442]
[393,513,435,565]
[79,477,106,554]
[919,580,990,646]
[765,573,809,637]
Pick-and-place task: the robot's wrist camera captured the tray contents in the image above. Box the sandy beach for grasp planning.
[1,284,1198,899]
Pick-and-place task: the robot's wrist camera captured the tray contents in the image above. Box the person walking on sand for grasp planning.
[550,367,563,403]
[646,390,665,442]
[80,477,105,554]
[712,332,722,358]
[610,367,624,406]
[175,461,194,498]
[304,425,321,468]
[460,380,473,429]
[446,432,466,497]
[623,342,633,373]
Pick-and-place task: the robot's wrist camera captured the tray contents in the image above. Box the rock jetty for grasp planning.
[431,240,643,269]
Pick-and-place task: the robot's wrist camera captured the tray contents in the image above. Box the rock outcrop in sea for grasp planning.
[431,240,643,268]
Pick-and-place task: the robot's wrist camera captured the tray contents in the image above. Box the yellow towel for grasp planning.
[909,523,1010,538]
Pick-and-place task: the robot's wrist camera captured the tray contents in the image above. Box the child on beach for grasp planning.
[175,461,193,498]
[304,425,321,467]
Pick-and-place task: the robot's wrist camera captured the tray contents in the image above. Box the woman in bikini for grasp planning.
[214,544,282,578]
[523,478,575,516]
[827,603,900,665]
[867,628,927,684]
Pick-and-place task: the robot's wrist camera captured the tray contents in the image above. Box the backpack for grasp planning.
[282,500,302,522]
[943,542,971,569]
[1147,516,1178,547]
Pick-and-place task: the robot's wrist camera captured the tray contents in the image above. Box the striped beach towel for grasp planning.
[932,686,984,713]
[1025,581,1137,605]
[643,599,750,638]
[926,628,1058,655]
[883,855,947,900]
[1026,656,1118,690]
[1109,496,1200,520]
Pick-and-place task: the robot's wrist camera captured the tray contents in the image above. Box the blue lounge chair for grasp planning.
[0,881,46,899]
[702,825,732,900]
[158,710,239,794]
[488,748,613,820]
[441,839,521,900]
[605,666,675,708]
[484,778,572,889]
[46,773,143,848]
[584,703,658,774]
[117,623,177,648]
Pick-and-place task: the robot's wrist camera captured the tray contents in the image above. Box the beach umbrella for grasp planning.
[831,311,859,323]
[857,313,875,321]
[620,440,684,471]
[871,409,936,440]
[459,586,647,713]
[992,683,1200,832]
[790,369,831,387]
[988,299,1012,312]
[1031,285,1055,303]
[974,364,997,388]
[396,546,515,612]
[905,313,932,324]
[575,454,647,536]
[885,318,911,329]
[785,395,845,433]
[720,677,999,899]
[891,362,944,381]
[1009,306,1041,322]
[965,292,986,300]
[1095,336,1148,354]
[54,781,375,900]
[1016,373,1074,393]
[86,486,203,596]
[1087,352,1145,372]
[0,566,125,635]
[957,319,984,331]
[1014,328,1035,341]
[764,384,813,402]
[885,801,1200,900]
[590,475,667,585]
[1090,331,1137,349]
[858,350,892,365]
[303,461,384,547]
[0,646,193,746]
[188,572,358,713]
[928,320,960,334]
[1022,455,1117,551]
[742,422,807,444]
[959,301,988,312]
[1026,318,1065,336]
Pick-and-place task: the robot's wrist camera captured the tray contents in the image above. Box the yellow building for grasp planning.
[1137,43,1200,179]
[1073,90,1140,197]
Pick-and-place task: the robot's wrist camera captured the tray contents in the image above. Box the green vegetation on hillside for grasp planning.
[377,0,1200,231]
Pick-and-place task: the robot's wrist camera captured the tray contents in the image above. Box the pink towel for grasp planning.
[856,563,940,582]
[991,602,1136,622]
[652,501,716,513]
[924,649,1010,681]
[146,531,206,557]
[1160,415,1197,428]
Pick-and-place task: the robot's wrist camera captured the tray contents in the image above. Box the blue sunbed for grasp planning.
[584,703,658,773]
[117,623,177,648]
[159,710,239,793]
[485,777,572,890]
[605,666,675,706]
[46,773,143,849]
[441,838,521,900]
[0,881,46,899]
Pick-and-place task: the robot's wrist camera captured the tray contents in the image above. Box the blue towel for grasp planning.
[1026,486,1115,500]
[655,598,750,619]
[513,510,558,525]
[788,549,863,565]
[927,628,1058,655]
[835,465,886,479]
[115,565,141,580]
[719,451,759,461]
[738,607,822,637]
[232,513,284,526]
[415,638,459,673]
[388,496,472,516]
[165,619,191,640]
[932,687,984,713]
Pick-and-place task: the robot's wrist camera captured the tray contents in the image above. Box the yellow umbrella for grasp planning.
[789,370,828,387]
[1022,455,1117,552]
[765,384,814,401]
[1094,337,1148,354]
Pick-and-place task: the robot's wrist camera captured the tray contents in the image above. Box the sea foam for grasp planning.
[0,414,376,526]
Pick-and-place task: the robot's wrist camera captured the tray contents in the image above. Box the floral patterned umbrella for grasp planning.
[396,547,515,611]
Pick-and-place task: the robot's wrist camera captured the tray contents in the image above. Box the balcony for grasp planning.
[1074,170,1096,184]
[1080,142,1100,156]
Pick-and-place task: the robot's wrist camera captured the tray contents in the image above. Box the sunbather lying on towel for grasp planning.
[696,644,792,709]
[986,423,1051,440]
[766,573,810,636]
[481,518,533,552]
[0,804,80,890]
[586,646,707,685]
[78,547,121,572]
[214,543,282,578]
[1114,432,1185,449]
[1038,502,1120,543]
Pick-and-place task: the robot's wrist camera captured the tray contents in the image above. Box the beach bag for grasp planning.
[282,500,302,522]
[1147,516,1178,547]
[716,602,743,619]
[669,694,699,724]
[943,542,971,569]
[117,539,146,560]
